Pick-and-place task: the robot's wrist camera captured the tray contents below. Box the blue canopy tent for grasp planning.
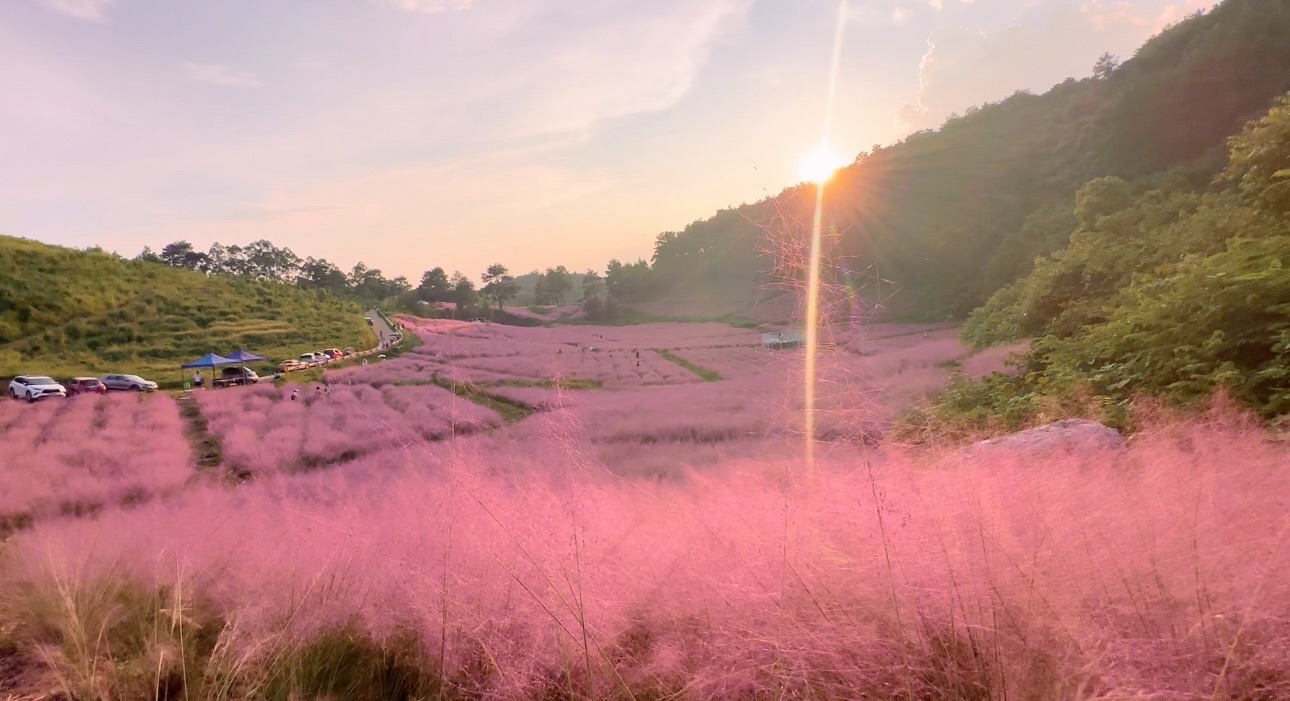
[225,349,271,383]
[181,353,236,389]
[182,353,237,369]
[225,349,268,363]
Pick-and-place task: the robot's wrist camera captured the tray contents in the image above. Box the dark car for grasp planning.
[65,377,107,396]
[214,367,260,387]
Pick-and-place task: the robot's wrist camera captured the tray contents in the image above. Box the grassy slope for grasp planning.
[0,236,376,383]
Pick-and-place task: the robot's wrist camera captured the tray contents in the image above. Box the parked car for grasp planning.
[314,351,331,363]
[323,348,343,360]
[102,374,158,392]
[7,376,67,402]
[298,352,321,366]
[213,367,259,388]
[277,359,302,372]
[342,347,355,356]
[65,377,107,396]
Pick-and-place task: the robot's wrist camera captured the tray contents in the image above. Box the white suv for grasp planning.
[7,376,67,402]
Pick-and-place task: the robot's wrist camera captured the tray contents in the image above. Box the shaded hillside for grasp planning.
[644,0,1290,320]
[965,94,1289,415]
[893,93,1288,440]
[0,236,375,380]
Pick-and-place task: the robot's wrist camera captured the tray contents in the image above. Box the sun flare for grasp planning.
[797,143,848,184]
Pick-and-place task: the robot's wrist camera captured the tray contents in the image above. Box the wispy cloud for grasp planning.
[32,0,114,21]
[182,62,264,89]
[366,0,474,13]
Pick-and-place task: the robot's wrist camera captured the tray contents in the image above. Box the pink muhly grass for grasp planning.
[342,321,767,388]
[0,393,192,523]
[11,413,1287,698]
[196,383,501,475]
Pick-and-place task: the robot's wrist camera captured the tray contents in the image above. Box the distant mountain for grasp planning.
[0,236,375,381]
[641,0,1290,321]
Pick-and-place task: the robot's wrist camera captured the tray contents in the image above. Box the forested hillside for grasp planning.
[640,0,1290,320]
[953,95,1288,419]
[0,236,375,380]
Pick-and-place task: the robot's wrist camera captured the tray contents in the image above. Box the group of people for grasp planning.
[288,384,331,401]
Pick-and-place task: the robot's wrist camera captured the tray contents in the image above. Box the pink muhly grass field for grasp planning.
[0,393,192,523]
[457,348,701,386]
[196,383,501,475]
[343,321,765,387]
[403,318,758,354]
[12,412,1288,698]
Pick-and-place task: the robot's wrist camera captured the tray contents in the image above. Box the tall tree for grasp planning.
[298,257,350,292]
[543,265,573,304]
[480,263,518,310]
[533,273,551,305]
[604,258,655,302]
[243,239,301,282]
[135,246,163,264]
[1092,52,1120,80]
[417,267,452,303]
[159,241,208,270]
[450,271,477,313]
[350,262,402,300]
[581,269,604,302]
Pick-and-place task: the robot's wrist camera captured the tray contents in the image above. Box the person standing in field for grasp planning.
[193,370,203,388]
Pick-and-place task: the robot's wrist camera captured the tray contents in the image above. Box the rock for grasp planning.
[966,419,1124,457]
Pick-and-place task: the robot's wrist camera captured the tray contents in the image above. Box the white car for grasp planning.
[7,375,67,402]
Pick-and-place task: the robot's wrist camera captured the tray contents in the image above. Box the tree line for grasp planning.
[137,240,415,303]
[138,238,662,322]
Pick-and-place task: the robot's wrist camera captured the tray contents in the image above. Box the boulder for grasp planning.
[966,419,1124,457]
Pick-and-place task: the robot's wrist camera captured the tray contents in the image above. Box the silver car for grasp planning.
[101,373,158,392]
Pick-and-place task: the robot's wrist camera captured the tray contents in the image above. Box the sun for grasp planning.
[797,143,848,184]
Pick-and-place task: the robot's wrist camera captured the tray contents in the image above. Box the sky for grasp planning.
[2,0,1210,281]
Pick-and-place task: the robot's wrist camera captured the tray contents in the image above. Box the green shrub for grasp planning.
[263,627,442,701]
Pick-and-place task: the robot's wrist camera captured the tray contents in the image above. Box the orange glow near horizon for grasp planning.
[797,143,849,184]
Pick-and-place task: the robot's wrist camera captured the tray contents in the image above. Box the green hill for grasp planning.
[0,236,376,383]
[640,0,1290,320]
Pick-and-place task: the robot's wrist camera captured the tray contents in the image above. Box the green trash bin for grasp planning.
[183,381,192,391]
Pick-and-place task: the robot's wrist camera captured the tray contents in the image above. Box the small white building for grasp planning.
[761,329,804,349]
